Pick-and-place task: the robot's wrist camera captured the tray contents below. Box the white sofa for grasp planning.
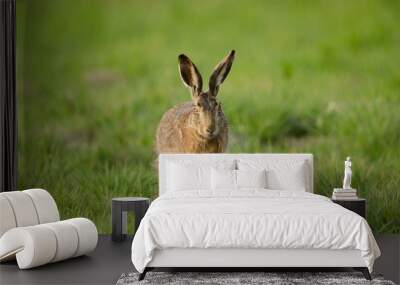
[0,189,98,269]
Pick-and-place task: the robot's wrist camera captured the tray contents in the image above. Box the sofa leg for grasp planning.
[138,268,148,281]
[354,267,371,280]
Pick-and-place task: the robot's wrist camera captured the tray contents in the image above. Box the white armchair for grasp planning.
[0,189,98,269]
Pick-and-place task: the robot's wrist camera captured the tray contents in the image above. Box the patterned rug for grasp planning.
[116,271,395,285]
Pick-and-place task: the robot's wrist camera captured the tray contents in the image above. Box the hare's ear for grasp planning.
[209,50,235,96]
[178,54,203,97]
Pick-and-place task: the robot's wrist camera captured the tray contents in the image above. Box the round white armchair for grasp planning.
[0,189,98,269]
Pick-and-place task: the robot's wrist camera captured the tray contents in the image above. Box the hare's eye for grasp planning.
[197,103,201,107]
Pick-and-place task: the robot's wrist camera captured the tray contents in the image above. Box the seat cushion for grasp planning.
[0,218,97,269]
[42,221,79,262]
[0,226,57,269]
[63,218,98,257]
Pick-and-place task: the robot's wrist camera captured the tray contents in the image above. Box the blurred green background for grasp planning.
[17,0,399,233]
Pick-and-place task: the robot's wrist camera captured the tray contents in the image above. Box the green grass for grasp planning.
[17,0,400,233]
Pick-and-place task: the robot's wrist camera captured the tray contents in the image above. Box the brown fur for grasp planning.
[156,51,235,154]
[156,102,228,153]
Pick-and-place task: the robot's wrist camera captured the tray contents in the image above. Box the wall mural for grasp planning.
[17,0,400,234]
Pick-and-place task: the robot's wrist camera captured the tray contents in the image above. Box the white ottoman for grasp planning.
[0,189,98,269]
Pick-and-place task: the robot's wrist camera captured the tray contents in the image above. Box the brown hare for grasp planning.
[156,50,235,154]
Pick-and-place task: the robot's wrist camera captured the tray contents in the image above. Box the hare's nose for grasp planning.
[206,128,214,134]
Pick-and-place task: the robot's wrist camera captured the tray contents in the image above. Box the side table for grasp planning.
[112,197,150,242]
[332,198,366,218]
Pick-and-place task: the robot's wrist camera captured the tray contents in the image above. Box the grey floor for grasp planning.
[0,235,134,285]
[0,235,399,285]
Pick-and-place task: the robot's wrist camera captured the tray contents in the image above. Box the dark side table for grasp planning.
[332,198,366,218]
[112,197,150,242]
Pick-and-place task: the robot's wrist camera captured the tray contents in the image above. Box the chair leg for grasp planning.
[354,267,371,280]
[138,268,148,281]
